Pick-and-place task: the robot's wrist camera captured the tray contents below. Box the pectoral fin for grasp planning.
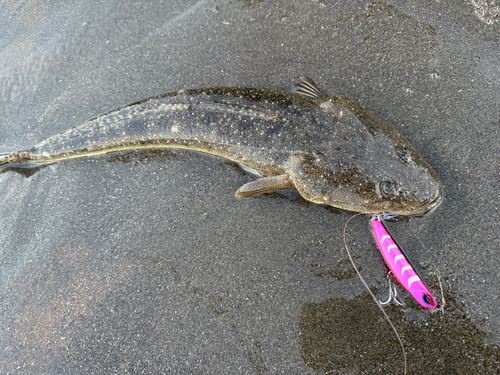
[236,174,295,197]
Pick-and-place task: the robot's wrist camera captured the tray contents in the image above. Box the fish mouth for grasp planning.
[387,184,443,217]
[405,184,443,217]
[424,184,443,214]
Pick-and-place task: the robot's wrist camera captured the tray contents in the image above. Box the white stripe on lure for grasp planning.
[371,215,437,309]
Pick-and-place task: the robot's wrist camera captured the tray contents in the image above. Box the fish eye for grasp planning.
[398,148,412,162]
[380,180,397,197]
[423,294,434,305]
[302,153,317,160]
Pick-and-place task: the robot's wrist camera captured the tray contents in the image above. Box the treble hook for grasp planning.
[378,276,405,307]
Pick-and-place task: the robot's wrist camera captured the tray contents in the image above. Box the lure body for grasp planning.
[371,215,437,309]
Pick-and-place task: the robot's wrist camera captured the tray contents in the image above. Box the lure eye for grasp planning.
[380,180,397,197]
[423,294,434,305]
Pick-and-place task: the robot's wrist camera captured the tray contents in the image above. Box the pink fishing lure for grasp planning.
[371,215,437,309]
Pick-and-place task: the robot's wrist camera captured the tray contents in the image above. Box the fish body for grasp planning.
[371,215,438,308]
[0,77,442,215]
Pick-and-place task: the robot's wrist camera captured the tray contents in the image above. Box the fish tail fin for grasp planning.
[0,151,32,166]
[0,153,12,166]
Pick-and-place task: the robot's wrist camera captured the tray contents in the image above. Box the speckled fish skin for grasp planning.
[0,78,442,216]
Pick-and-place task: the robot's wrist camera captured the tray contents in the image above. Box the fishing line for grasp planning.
[414,233,446,314]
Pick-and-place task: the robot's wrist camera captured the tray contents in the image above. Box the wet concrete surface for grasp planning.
[0,1,499,374]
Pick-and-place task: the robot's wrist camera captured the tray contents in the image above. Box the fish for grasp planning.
[0,77,442,215]
[371,215,438,308]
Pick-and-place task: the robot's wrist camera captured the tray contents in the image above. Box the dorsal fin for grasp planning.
[295,77,328,101]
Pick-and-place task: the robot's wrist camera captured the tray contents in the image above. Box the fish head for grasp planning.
[288,94,443,216]
[288,145,442,216]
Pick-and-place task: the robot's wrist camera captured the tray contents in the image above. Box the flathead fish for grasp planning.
[0,77,442,215]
